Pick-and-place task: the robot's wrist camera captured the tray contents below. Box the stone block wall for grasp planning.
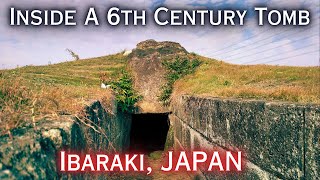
[171,95,320,179]
[0,98,131,179]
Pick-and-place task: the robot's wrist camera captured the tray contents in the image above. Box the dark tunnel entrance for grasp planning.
[129,113,170,154]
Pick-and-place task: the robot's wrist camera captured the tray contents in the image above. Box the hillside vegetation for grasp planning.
[174,55,320,104]
[1,47,319,133]
[0,53,127,133]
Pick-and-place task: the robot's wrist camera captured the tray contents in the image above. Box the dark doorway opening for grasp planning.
[129,113,170,154]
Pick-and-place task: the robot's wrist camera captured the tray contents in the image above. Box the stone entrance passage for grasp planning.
[129,113,170,153]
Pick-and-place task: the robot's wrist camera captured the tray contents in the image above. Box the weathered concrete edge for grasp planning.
[171,95,320,179]
[171,114,279,180]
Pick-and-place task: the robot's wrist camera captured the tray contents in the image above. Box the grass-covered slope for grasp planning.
[6,54,126,86]
[174,55,320,104]
[0,53,127,133]
[0,47,319,133]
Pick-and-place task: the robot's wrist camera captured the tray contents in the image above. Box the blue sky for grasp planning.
[0,0,319,69]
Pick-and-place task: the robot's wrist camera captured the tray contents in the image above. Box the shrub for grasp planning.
[108,70,142,113]
[159,57,201,105]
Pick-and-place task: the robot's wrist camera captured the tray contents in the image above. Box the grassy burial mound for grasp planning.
[0,53,127,133]
[0,40,319,133]
[174,55,320,104]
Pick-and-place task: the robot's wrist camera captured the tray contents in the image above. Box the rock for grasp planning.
[129,40,188,113]
[0,119,74,179]
[42,129,63,149]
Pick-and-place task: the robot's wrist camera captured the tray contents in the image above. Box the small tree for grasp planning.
[108,70,142,113]
[66,48,80,60]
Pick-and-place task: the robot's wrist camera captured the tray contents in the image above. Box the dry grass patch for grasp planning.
[0,75,113,135]
[0,53,127,134]
[174,56,320,104]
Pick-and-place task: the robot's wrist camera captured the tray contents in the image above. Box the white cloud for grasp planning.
[0,0,319,68]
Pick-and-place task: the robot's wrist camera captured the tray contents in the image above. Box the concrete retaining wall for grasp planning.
[0,98,131,179]
[170,95,320,179]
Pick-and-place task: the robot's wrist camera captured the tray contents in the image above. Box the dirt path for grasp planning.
[107,151,196,180]
[147,151,194,180]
